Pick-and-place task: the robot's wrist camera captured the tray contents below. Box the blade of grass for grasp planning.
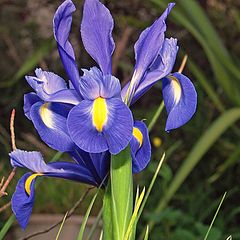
[0,215,15,240]
[77,191,98,240]
[178,0,240,79]
[124,187,145,240]
[203,192,227,240]
[137,153,165,222]
[144,108,240,235]
[186,55,225,112]
[208,146,240,183]
[86,207,103,240]
[143,226,149,240]
[55,211,68,240]
[137,153,165,240]
[148,101,164,132]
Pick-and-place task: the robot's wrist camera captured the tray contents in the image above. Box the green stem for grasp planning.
[148,101,165,132]
[109,146,133,240]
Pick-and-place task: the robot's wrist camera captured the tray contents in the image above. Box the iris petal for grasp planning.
[11,173,37,229]
[162,72,197,131]
[103,98,133,154]
[81,0,115,75]
[30,101,75,152]
[131,3,175,90]
[25,68,81,105]
[53,0,81,91]
[11,155,98,229]
[130,121,151,173]
[10,149,52,173]
[24,93,41,120]
[79,67,121,100]
[67,100,109,153]
[67,98,133,154]
[122,37,178,105]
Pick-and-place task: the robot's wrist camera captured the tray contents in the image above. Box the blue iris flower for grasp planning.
[11,0,197,229]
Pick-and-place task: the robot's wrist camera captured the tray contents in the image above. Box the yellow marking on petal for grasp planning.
[40,103,54,129]
[92,97,108,132]
[133,127,143,147]
[169,76,182,104]
[153,137,162,148]
[25,173,43,196]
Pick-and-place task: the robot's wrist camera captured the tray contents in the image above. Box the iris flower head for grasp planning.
[10,0,197,229]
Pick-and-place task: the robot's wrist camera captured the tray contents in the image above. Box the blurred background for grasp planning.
[0,0,240,239]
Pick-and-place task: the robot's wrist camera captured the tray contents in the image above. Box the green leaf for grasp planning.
[208,146,240,183]
[0,215,15,240]
[143,226,149,240]
[55,211,68,240]
[148,101,164,132]
[137,153,165,222]
[124,187,145,240]
[203,192,227,240]
[110,145,133,240]
[103,183,113,240]
[186,55,225,113]
[77,191,98,240]
[86,207,103,240]
[145,108,240,235]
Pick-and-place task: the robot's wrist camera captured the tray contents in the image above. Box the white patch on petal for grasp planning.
[169,76,182,104]
[40,103,54,129]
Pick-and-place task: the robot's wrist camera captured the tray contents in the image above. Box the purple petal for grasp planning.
[162,72,197,131]
[24,93,41,120]
[79,67,121,100]
[11,173,37,229]
[103,98,133,154]
[81,0,115,75]
[47,161,98,186]
[10,149,53,173]
[130,121,151,173]
[67,100,109,153]
[67,98,133,154]
[30,101,75,152]
[122,38,178,105]
[11,160,98,229]
[131,3,175,89]
[26,68,81,105]
[53,0,81,92]
[90,151,110,180]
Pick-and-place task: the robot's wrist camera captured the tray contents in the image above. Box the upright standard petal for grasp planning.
[130,121,151,173]
[162,72,197,131]
[129,3,175,94]
[79,67,121,100]
[53,0,81,91]
[30,101,75,152]
[81,0,115,75]
[67,98,133,154]
[122,38,178,104]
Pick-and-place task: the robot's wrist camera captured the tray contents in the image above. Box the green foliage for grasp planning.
[78,191,99,240]
[105,146,133,240]
[0,215,15,240]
